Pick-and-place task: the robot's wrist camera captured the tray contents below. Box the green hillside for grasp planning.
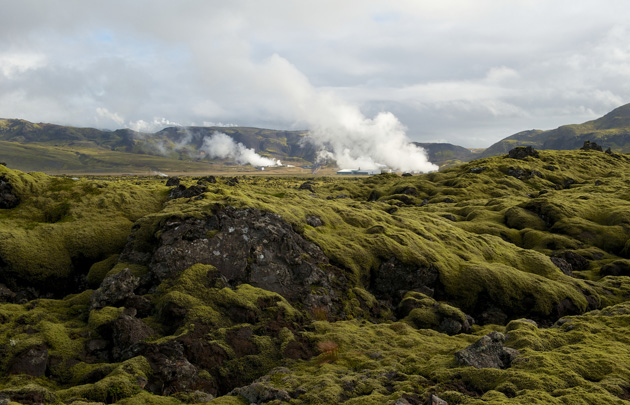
[482,103,630,157]
[0,119,318,172]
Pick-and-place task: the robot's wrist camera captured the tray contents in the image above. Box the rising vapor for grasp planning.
[200,132,280,167]
[259,55,439,173]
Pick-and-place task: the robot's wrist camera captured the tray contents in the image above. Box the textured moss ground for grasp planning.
[1,150,630,404]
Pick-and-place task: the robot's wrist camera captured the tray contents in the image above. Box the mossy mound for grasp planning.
[1,151,630,403]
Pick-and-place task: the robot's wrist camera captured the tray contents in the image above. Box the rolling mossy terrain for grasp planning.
[1,147,630,404]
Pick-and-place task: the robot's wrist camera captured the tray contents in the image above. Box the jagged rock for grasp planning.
[230,382,291,403]
[299,181,315,192]
[443,197,456,203]
[507,146,539,159]
[85,339,110,363]
[225,177,239,186]
[0,175,20,209]
[372,258,439,301]
[165,177,180,187]
[402,172,413,177]
[455,331,519,369]
[427,394,449,405]
[8,344,48,377]
[550,251,589,277]
[550,256,574,277]
[169,184,207,199]
[605,147,613,155]
[306,215,323,227]
[469,167,488,174]
[111,313,155,360]
[133,340,199,395]
[122,207,340,312]
[197,175,217,184]
[0,284,15,303]
[600,260,630,277]
[90,268,140,310]
[580,140,603,151]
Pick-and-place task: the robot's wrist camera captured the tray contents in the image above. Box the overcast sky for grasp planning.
[1,0,629,147]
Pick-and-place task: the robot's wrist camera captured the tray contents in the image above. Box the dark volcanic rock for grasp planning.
[111,312,156,360]
[197,175,217,184]
[298,181,315,192]
[90,268,140,310]
[371,257,439,301]
[550,257,574,277]
[122,207,341,311]
[0,283,16,303]
[230,382,291,403]
[8,344,48,377]
[306,215,323,227]
[551,251,589,275]
[142,341,199,395]
[454,331,519,369]
[169,184,208,199]
[580,140,603,151]
[600,260,630,277]
[507,146,539,160]
[165,177,181,187]
[0,175,20,209]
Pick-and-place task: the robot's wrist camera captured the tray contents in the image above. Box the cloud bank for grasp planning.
[2,1,630,148]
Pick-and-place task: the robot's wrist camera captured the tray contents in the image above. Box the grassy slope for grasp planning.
[1,150,630,403]
[0,119,317,172]
[482,103,630,158]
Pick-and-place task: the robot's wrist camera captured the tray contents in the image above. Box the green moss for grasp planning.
[88,306,124,330]
[86,254,119,288]
[57,356,151,403]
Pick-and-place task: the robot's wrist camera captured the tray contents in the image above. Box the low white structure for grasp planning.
[336,168,381,176]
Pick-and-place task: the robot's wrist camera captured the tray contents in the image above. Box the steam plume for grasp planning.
[261,55,438,172]
[200,132,280,167]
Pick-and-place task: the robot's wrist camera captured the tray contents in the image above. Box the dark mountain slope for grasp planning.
[481,103,630,157]
[414,142,481,167]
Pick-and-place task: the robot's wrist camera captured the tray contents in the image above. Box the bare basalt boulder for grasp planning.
[0,175,20,209]
[165,177,180,187]
[169,184,207,199]
[121,206,341,312]
[90,268,140,310]
[507,146,539,160]
[371,257,439,301]
[580,140,603,151]
[8,344,48,377]
[111,310,156,360]
[454,331,519,369]
[230,382,291,403]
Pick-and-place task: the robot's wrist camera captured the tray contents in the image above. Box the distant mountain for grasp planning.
[481,103,630,158]
[414,142,482,168]
[0,119,320,172]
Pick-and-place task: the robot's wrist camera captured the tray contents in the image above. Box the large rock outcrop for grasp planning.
[120,206,343,312]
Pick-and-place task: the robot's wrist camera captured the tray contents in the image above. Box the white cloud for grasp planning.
[1,1,630,149]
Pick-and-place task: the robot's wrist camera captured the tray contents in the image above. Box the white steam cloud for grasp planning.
[257,55,439,173]
[201,132,281,167]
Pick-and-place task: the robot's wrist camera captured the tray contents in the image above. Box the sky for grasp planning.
[1,0,630,148]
